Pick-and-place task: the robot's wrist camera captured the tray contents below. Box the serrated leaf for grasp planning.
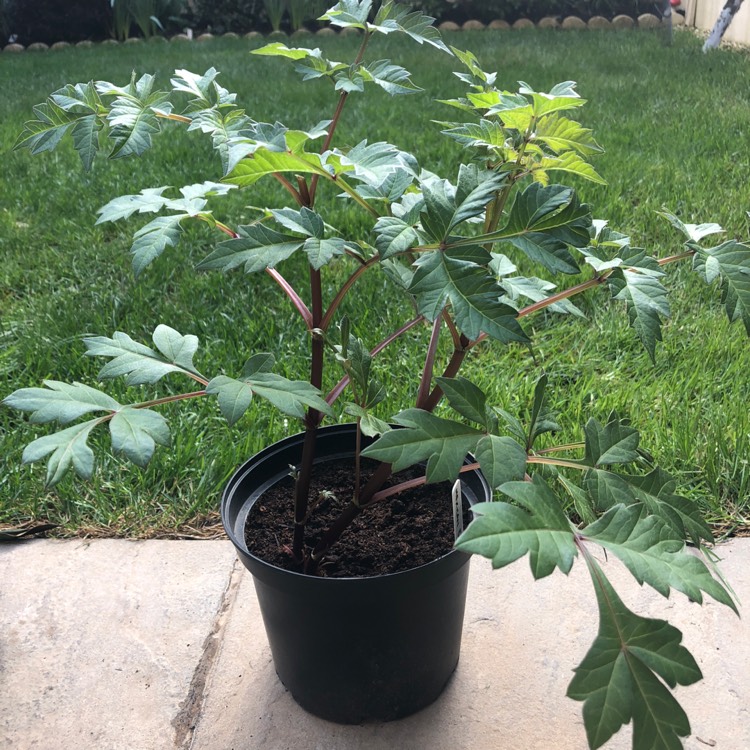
[96,187,172,223]
[303,237,346,270]
[170,68,235,108]
[321,0,372,27]
[224,147,326,187]
[370,0,449,53]
[361,408,483,482]
[534,150,606,185]
[534,113,603,156]
[456,476,576,577]
[106,73,169,159]
[84,327,202,385]
[252,42,318,60]
[584,416,639,467]
[130,215,187,276]
[693,240,750,334]
[582,504,736,611]
[270,206,324,238]
[500,275,584,317]
[519,80,585,117]
[373,216,422,259]
[625,467,714,546]
[609,265,670,362]
[3,381,120,424]
[409,249,529,343]
[330,139,413,186]
[360,60,422,96]
[474,434,527,490]
[109,407,170,467]
[21,420,99,485]
[454,183,590,274]
[568,558,702,750]
[659,209,724,243]
[196,224,304,274]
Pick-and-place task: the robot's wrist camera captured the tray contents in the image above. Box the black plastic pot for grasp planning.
[221,423,490,724]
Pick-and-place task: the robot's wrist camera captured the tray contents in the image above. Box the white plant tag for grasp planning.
[452,480,463,541]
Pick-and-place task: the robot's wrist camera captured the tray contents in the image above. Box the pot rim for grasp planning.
[221,423,489,583]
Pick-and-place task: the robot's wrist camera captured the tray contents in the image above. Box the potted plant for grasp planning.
[3,2,745,747]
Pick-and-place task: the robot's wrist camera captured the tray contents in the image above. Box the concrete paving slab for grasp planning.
[0,540,238,750]
[1,539,747,750]
[194,540,750,750]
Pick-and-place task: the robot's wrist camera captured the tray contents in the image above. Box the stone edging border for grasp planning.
[2,14,680,54]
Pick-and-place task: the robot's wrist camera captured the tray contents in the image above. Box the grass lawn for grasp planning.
[1,28,749,537]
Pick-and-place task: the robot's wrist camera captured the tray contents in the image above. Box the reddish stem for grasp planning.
[416,315,442,409]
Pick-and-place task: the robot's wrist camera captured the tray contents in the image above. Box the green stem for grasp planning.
[334,176,380,218]
[527,455,590,471]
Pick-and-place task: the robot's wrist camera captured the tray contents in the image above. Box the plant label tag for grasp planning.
[452,480,463,541]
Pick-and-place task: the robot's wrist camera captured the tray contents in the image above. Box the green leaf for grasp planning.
[373,216,422,259]
[252,42,319,60]
[303,237,347,270]
[519,80,585,117]
[434,376,489,427]
[371,0,450,53]
[169,68,236,108]
[409,249,529,343]
[533,113,603,156]
[455,476,576,578]
[3,381,119,424]
[693,240,750,333]
[534,150,606,185]
[330,140,413,186]
[582,504,737,611]
[360,60,422,96]
[270,206,324,238]
[659,209,724,243]
[500,275,584,317]
[344,403,391,437]
[568,558,702,750]
[130,215,186,276]
[224,147,326,187]
[455,183,591,274]
[527,374,561,448]
[321,0,372,28]
[361,409,483,482]
[205,375,254,426]
[474,434,527,490]
[188,108,254,175]
[624,467,714,546]
[84,326,202,385]
[21,420,99,485]
[207,372,332,423]
[96,187,172,223]
[196,223,304,274]
[109,407,170,468]
[584,415,640,467]
[105,73,169,159]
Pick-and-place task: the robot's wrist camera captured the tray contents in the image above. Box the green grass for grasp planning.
[1,29,749,536]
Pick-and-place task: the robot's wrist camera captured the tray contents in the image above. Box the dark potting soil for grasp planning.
[244,458,470,577]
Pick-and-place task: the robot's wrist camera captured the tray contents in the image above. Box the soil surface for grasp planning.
[244,458,470,577]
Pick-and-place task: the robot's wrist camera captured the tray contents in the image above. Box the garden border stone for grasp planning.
[0,13,697,54]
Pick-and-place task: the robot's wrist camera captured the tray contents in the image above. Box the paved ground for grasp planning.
[1,539,748,750]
